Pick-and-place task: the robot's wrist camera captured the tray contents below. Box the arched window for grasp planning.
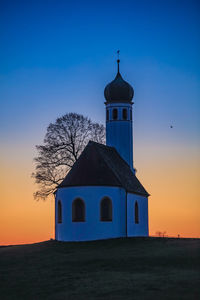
[106,109,109,121]
[100,197,112,221]
[72,198,85,222]
[58,200,62,223]
[112,108,118,120]
[135,201,139,224]
[122,108,127,120]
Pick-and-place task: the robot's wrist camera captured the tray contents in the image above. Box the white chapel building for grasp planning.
[55,60,149,241]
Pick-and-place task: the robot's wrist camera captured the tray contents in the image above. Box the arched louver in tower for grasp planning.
[112,108,118,120]
[135,201,139,224]
[106,109,109,121]
[72,198,85,222]
[100,197,112,221]
[122,108,127,120]
[58,200,62,223]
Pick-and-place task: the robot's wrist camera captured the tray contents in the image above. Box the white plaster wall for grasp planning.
[106,103,133,171]
[127,193,149,237]
[55,186,126,241]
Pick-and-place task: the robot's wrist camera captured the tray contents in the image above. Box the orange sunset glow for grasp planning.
[1,138,199,245]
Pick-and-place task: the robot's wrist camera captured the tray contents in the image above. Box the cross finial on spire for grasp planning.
[117,50,120,73]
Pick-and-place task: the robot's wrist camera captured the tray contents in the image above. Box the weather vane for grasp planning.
[117,50,120,72]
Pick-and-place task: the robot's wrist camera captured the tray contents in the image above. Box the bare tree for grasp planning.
[32,113,105,200]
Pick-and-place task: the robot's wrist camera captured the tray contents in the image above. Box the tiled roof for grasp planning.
[59,141,149,197]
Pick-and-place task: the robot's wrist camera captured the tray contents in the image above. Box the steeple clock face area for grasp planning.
[106,103,133,122]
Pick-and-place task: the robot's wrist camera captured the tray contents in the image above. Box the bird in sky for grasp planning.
[170,125,173,128]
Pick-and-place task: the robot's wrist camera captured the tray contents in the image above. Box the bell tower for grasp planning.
[104,55,135,172]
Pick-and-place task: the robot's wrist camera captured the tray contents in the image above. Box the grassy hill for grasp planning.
[0,237,199,299]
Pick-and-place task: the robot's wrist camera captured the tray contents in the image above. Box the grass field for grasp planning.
[0,237,199,299]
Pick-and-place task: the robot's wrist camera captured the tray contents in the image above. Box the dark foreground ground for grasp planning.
[0,237,199,300]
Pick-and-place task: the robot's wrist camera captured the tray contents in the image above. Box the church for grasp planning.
[55,59,149,241]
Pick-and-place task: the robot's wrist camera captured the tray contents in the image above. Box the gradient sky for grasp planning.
[1,0,200,245]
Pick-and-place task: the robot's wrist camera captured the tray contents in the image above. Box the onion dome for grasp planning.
[104,59,134,103]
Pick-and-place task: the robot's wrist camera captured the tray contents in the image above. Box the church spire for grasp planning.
[104,57,135,172]
[104,51,134,103]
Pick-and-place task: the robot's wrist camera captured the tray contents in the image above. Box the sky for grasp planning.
[0,0,200,245]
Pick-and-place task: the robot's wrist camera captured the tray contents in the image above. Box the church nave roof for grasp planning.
[59,141,149,197]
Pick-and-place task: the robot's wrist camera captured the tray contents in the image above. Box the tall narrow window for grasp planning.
[123,108,127,120]
[135,201,139,224]
[100,197,112,221]
[112,108,118,120]
[58,200,62,223]
[106,109,109,121]
[72,198,85,222]
[130,109,132,121]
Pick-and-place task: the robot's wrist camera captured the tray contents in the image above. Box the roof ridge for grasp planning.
[100,146,132,186]
[88,140,115,151]
[89,140,132,169]
[94,143,149,197]
[92,142,122,187]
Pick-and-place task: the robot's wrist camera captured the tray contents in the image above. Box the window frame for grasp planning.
[135,201,139,224]
[100,197,112,222]
[72,198,86,222]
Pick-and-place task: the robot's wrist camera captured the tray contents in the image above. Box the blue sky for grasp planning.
[1,0,200,242]
[0,0,199,149]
